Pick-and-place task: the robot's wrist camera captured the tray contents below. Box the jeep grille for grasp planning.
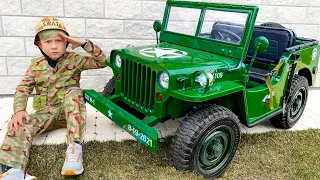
[121,59,156,112]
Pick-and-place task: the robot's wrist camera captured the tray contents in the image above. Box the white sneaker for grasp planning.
[0,168,37,180]
[24,174,37,180]
[61,142,84,176]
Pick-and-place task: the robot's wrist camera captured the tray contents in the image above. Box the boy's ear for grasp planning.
[37,41,42,48]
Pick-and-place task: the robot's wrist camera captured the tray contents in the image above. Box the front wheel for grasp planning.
[171,104,240,179]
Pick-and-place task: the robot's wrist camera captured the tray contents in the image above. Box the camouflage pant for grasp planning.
[0,89,86,170]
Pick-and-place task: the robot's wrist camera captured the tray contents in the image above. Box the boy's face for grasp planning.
[38,34,67,60]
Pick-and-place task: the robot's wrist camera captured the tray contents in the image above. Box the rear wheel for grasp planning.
[270,75,308,129]
[171,104,240,179]
[260,22,285,28]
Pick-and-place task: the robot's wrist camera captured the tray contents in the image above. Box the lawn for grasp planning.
[27,129,320,180]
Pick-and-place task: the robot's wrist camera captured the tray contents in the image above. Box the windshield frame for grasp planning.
[160,1,259,60]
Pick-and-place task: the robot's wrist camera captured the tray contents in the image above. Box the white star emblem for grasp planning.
[139,47,188,59]
[107,109,113,118]
[312,48,317,61]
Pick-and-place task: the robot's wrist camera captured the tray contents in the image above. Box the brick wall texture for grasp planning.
[0,0,320,94]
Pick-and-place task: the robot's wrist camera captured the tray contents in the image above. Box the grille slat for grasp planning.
[149,71,155,109]
[129,60,133,99]
[121,59,156,112]
[126,59,130,97]
[121,59,126,96]
[131,62,137,101]
[135,63,140,102]
[139,66,144,104]
[144,67,150,109]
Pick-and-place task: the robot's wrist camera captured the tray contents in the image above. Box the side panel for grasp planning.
[245,60,290,124]
[244,43,319,124]
[295,45,320,86]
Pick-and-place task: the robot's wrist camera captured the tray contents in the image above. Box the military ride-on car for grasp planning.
[83,0,320,178]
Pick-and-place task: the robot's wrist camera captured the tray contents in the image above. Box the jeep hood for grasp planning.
[119,43,239,74]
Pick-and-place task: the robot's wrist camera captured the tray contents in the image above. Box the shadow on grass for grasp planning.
[27,129,320,180]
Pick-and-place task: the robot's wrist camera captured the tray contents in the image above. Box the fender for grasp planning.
[170,81,244,102]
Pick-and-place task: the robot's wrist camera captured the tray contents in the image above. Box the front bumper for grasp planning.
[83,89,159,153]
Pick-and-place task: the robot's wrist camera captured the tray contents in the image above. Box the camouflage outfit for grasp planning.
[0,40,107,170]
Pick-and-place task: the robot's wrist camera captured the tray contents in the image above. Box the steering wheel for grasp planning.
[212,29,241,44]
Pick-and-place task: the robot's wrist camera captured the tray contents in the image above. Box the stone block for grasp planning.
[2,16,41,36]
[276,7,307,24]
[0,37,25,56]
[142,1,166,20]
[289,24,318,39]
[306,8,320,24]
[6,57,30,75]
[0,0,21,15]
[65,0,104,18]
[60,18,86,37]
[25,37,41,57]
[0,57,7,75]
[125,21,155,39]
[105,0,142,19]
[86,19,124,38]
[22,0,63,16]
[79,75,110,92]
[256,5,277,23]
[0,77,23,94]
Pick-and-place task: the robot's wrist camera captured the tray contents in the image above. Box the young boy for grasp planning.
[0,17,107,179]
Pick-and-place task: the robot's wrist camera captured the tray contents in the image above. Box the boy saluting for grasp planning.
[0,17,107,179]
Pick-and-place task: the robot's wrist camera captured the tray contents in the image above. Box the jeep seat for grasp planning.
[247,26,296,83]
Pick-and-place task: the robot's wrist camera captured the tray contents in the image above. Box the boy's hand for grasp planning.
[9,111,30,131]
[59,32,86,50]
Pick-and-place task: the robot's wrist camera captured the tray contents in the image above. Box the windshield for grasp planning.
[166,6,248,45]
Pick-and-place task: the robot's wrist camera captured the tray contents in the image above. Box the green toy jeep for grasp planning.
[83,0,319,178]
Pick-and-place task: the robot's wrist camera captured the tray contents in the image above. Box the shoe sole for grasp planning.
[25,177,38,180]
[61,166,84,176]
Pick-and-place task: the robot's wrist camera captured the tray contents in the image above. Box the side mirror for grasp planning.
[253,36,269,53]
[247,36,269,74]
[153,20,162,32]
[153,20,162,44]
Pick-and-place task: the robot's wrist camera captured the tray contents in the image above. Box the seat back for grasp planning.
[247,26,296,64]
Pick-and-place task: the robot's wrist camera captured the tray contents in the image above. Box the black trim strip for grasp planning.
[285,39,319,52]
[247,108,283,127]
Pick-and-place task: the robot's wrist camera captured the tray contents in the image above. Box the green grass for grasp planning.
[27,129,320,180]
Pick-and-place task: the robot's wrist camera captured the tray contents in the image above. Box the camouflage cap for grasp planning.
[34,17,69,45]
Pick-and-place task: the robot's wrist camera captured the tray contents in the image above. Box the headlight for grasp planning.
[114,54,121,68]
[195,71,214,87]
[159,72,169,89]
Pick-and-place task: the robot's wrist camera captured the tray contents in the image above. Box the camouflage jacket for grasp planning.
[13,40,107,113]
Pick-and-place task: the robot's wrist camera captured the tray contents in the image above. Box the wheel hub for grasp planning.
[198,127,235,174]
[292,92,302,114]
[290,87,306,121]
[210,141,223,159]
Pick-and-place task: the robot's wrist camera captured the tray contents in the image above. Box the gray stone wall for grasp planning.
[0,0,319,94]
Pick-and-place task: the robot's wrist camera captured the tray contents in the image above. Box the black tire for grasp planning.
[102,76,115,97]
[270,75,308,129]
[171,104,240,179]
[260,22,285,28]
